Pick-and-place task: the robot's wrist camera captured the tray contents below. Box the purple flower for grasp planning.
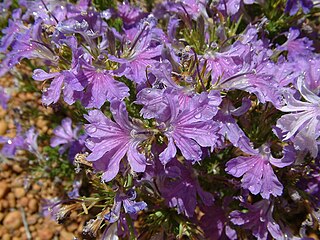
[34,69,84,106]
[0,9,25,53]
[135,61,192,122]
[104,189,147,223]
[166,16,180,44]
[230,200,284,240]
[159,160,214,217]
[296,57,320,95]
[67,179,82,199]
[41,197,62,220]
[20,0,67,24]
[271,58,300,87]
[117,1,147,27]
[163,0,207,19]
[135,60,196,123]
[158,90,221,164]
[298,162,320,206]
[216,0,242,16]
[204,49,243,85]
[200,203,237,240]
[206,27,282,107]
[79,60,129,108]
[56,18,90,35]
[136,88,172,122]
[214,98,258,155]
[285,0,313,15]
[110,17,163,84]
[0,87,10,109]
[0,135,25,159]
[50,117,86,161]
[24,127,39,155]
[0,0,11,19]
[103,190,143,239]
[51,118,80,149]
[276,76,320,157]
[277,28,314,61]
[6,19,58,69]
[84,101,149,182]
[226,145,295,199]
[32,37,84,106]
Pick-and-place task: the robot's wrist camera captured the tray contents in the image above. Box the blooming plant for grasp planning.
[0,0,320,239]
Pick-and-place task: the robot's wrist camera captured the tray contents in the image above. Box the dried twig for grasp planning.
[20,207,32,240]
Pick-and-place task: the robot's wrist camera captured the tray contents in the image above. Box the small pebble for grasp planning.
[0,226,8,236]
[0,120,8,135]
[27,214,39,225]
[0,182,9,199]
[0,107,7,118]
[67,222,78,232]
[3,211,22,230]
[1,171,11,179]
[28,198,38,213]
[60,230,75,240]
[14,187,25,199]
[19,196,29,207]
[12,164,23,173]
[1,163,10,171]
[2,233,11,240]
[1,199,9,209]
[20,233,28,240]
[32,183,41,192]
[37,228,54,240]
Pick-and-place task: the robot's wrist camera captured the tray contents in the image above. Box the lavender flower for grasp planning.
[207,27,282,107]
[51,118,78,149]
[214,98,258,155]
[0,87,10,109]
[20,0,67,24]
[79,60,129,108]
[6,19,58,69]
[285,0,313,15]
[110,17,162,85]
[24,127,39,155]
[0,9,25,54]
[101,223,118,240]
[226,145,295,199]
[216,0,242,16]
[105,189,147,223]
[32,36,84,106]
[298,162,320,206]
[158,90,221,164]
[0,0,11,19]
[84,101,149,182]
[35,69,84,106]
[230,200,284,240]
[41,197,62,220]
[200,203,237,240]
[295,57,320,94]
[117,1,147,27]
[163,0,207,19]
[0,135,25,159]
[67,179,82,199]
[276,76,320,157]
[277,28,314,60]
[0,124,25,158]
[160,160,214,217]
[50,117,86,161]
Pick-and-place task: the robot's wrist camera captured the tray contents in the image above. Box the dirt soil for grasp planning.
[0,72,84,240]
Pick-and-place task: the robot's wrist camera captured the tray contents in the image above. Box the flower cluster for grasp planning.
[1,0,320,238]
